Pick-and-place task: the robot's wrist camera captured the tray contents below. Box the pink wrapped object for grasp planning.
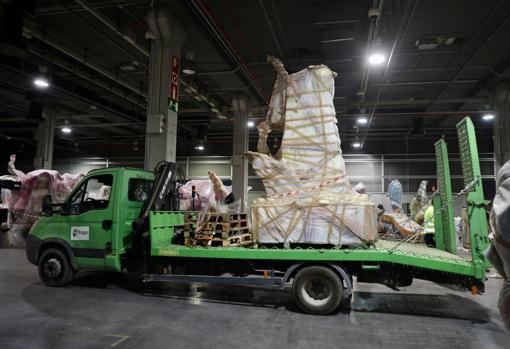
[1,159,84,245]
[178,171,232,211]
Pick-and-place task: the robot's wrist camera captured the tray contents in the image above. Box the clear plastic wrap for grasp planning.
[178,171,233,212]
[248,57,377,247]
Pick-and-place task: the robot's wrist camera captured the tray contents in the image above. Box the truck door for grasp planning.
[63,174,114,268]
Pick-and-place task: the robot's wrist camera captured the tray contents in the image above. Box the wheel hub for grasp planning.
[43,258,62,278]
[305,278,330,300]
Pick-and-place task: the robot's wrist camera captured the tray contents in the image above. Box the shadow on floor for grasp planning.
[62,272,493,321]
[353,291,492,323]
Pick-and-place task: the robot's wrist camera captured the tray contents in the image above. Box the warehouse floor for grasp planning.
[0,248,508,348]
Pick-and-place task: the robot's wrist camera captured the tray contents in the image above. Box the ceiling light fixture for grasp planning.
[357,117,368,124]
[182,68,196,75]
[482,114,494,120]
[194,145,204,151]
[34,78,49,88]
[368,53,385,65]
[247,120,255,127]
[61,127,72,134]
[352,141,361,148]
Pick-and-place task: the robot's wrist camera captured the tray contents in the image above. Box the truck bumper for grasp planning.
[26,234,42,266]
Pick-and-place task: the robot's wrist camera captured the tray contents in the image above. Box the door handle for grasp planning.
[102,219,113,230]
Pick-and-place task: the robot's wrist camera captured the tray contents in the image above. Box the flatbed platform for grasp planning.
[150,239,479,279]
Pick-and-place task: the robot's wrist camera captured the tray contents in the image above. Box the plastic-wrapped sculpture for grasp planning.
[388,179,403,212]
[410,180,429,223]
[379,179,424,240]
[178,171,233,212]
[247,56,377,247]
[0,155,84,246]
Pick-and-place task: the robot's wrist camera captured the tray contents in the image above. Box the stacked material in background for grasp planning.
[248,57,377,247]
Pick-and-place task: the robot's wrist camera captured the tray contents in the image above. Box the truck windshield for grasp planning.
[68,174,113,214]
[128,178,153,202]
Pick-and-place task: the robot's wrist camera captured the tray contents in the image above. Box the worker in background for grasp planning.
[423,204,435,247]
[486,160,510,332]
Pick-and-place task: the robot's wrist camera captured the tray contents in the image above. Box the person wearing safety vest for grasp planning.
[423,205,436,247]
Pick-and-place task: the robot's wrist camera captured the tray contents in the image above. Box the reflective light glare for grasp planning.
[195,145,204,150]
[482,114,494,120]
[368,53,385,65]
[61,127,72,134]
[357,117,368,124]
[352,142,361,148]
[34,78,49,88]
[247,120,255,127]
[182,69,196,75]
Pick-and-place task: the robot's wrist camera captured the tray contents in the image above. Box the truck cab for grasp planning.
[26,167,153,286]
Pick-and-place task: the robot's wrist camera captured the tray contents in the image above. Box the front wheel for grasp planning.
[292,266,344,315]
[38,248,74,287]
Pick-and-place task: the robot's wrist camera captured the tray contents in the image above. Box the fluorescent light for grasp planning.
[194,145,204,150]
[182,69,196,75]
[61,127,72,134]
[482,114,494,120]
[368,53,385,65]
[34,78,49,88]
[247,120,255,127]
[352,142,361,148]
[357,117,368,124]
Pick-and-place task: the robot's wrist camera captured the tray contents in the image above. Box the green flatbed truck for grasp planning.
[25,117,491,315]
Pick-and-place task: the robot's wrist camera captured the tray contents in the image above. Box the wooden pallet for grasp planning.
[197,212,248,223]
[196,233,253,247]
[198,221,248,232]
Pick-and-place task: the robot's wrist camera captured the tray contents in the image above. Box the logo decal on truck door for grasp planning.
[71,226,89,240]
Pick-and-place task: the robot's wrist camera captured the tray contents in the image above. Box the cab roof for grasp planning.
[87,167,153,176]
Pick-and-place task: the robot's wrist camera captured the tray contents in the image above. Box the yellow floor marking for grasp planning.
[105,334,130,347]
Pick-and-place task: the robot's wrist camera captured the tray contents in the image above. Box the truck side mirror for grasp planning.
[42,195,53,217]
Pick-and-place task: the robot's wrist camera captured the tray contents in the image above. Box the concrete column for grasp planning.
[232,95,249,210]
[144,4,186,170]
[493,82,510,172]
[33,109,55,169]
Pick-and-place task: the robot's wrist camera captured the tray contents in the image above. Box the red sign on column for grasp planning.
[169,55,180,112]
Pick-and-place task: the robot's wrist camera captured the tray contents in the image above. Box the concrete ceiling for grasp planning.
[1,0,509,157]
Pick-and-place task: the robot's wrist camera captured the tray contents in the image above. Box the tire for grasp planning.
[500,280,510,332]
[292,266,343,315]
[38,248,74,287]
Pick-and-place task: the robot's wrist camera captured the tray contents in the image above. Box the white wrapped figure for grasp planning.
[248,57,376,247]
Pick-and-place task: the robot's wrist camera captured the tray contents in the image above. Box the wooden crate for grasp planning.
[196,233,253,247]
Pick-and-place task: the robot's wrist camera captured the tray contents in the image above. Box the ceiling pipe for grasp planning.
[187,0,268,105]
[258,0,284,58]
[339,110,492,117]
[357,0,384,107]
[23,18,146,99]
[0,60,142,125]
[73,0,149,58]
[35,1,138,16]
[426,0,509,109]
[349,97,487,107]
[360,0,421,148]
[59,122,144,128]
[49,0,148,68]
[370,79,479,87]
[28,47,147,109]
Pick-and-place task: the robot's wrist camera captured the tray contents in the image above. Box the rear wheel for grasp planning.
[38,248,74,287]
[292,266,343,315]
